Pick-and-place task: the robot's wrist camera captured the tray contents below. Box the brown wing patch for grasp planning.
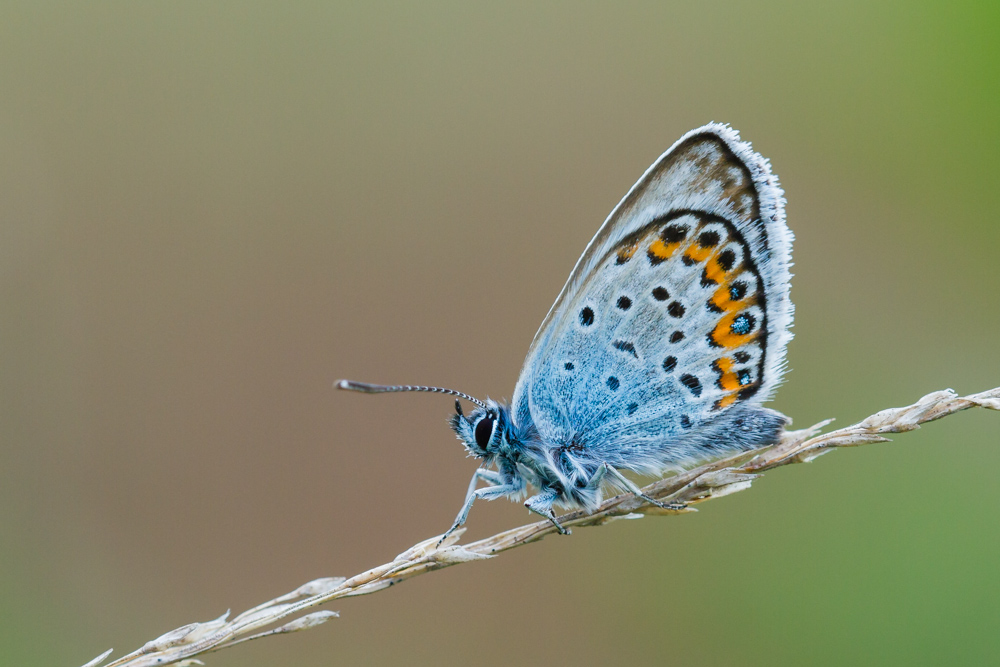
[683,137,761,225]
[615,238,639,264]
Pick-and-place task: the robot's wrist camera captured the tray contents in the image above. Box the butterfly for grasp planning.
[338,123,793,540]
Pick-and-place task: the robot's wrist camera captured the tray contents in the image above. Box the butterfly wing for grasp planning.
[511,123,793,471]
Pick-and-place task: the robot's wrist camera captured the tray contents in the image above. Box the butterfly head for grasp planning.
[450,398,514,460]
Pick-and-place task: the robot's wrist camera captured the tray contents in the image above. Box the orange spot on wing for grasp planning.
[709,283,753,312]
[714,357,741,391]
[648,238,680,261]
[703,254,730,285]
[714,394,738,410]
[684,244,713,264]
[616,241,638,263]
[710,312,759,349]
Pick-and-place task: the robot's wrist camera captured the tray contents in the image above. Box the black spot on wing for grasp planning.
[717,249,737,271]
[734,351,751,363]
[698,230,720,247]
[731,313,756,335]
[652,286,669,301]
[627,402,639,416]
[564,361,575,370]
[662,224,688,243]
[669,331,685,343]
[729,281,748,301]
[612,340,638,358]
[667,301,686,318]
[662,356,677,373]
[680,414,692,429]
[606,376,620,391]
[580,307,594,326]
[616,295,632,311]
[679,374,702,397]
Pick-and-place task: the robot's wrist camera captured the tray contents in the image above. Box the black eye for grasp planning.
[474,416,495,450]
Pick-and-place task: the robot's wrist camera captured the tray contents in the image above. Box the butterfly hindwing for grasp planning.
[511,123,793,471]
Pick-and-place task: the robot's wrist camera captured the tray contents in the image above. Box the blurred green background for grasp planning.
[1,3,998,666]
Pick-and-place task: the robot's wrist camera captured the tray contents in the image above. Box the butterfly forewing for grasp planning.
[512,124,792,470]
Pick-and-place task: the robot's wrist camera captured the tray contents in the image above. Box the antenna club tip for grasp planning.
[334,379,351,390]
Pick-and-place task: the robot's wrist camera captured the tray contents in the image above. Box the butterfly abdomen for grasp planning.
[664,403,788,463]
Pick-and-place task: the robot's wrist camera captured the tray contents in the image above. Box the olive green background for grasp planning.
[2,3,998,666]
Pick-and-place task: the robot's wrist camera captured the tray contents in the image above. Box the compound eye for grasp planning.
[474,416,495,450]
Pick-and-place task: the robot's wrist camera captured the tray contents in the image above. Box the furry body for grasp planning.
[451,399,787,513]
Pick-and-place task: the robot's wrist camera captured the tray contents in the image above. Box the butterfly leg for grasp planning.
[601,463,686,511]
[581,462,608,492]
[524,490,571,535]
[438,468,518,547]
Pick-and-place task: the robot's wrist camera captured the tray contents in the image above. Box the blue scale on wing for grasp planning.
[579,218,720,460]
[534,211,769,470]
[545,223,669,439]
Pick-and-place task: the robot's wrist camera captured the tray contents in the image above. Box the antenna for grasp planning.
[335,379,487,410]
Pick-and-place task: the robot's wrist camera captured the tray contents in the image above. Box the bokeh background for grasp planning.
[2,3,998,666]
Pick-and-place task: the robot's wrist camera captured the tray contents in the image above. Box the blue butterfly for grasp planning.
[339,123,794,540]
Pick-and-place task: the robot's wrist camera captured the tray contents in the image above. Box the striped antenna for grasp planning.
[335,379,487,410]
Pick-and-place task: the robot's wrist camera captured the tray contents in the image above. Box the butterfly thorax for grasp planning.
[450,400,606,510]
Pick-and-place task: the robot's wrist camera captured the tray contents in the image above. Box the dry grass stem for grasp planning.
[82,385,999,667]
